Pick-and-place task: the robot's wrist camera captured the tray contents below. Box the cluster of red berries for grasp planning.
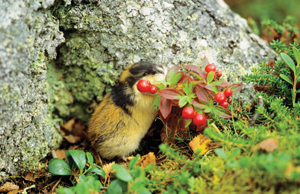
[182,107,206,126]
[205,64,222,79]
[137,80,157,94]
[215,88,232,108]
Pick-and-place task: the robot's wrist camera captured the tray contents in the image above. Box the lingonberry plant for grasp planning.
[149,57,243,133]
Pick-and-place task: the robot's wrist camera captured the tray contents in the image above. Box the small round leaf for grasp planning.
[48,158,71,176]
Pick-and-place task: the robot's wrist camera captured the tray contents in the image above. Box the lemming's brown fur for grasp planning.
[88,61,166,159]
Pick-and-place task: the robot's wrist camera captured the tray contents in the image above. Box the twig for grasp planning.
[211,123,222,135]
[249,96,263,127]
[51,177,62,193]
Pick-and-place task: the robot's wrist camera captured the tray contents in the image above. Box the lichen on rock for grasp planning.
[0,0,64,175]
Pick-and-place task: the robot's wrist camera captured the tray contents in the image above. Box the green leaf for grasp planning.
[296,89,300,93]
[170,73,182,84]
[204,107,211,113]
[153,95,161,111]
[293,46,300,66]
[210,80,224,85]
[136,190,151,194]
[281,52,296,72]
[66,150,75,169]
[207,71,214,83]
[183,82,192,95]
[166,66,180,82]
[56,186,74,194]
[76,182,89,194]
[296,66,300,77]
[112,164,133,182]
[130,167,146,180]
[187,95,195,104]
[280,74,293,85]
[68,150,86,172]
[128,154,140,170]
[192,99,209,109]
[48,158,72,176]
[86,166,105,178]
[79,174,86,181]
[179,96,188,107]
[86,152,93,166]
[106,180,127,194]
[297,75,300,82]
[215,148,228,160]
[211,105,232,119]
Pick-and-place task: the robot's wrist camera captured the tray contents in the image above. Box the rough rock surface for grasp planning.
[0,0,64,176]
[51,0,277,123]
[1,0,278,175]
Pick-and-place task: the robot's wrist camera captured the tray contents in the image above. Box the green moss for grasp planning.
[46,32,120,123]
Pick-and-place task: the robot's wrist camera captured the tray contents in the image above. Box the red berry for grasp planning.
[137,80,150,92]
[217,71,222,77]
[220,101,229,108]
[227,98,232,103]
[224,88,233,97]
[182,107,195,119]
[205,64,216,73]
[149,85,157,94]
[193,113,206,125]
[215,92,226,103]
[206,71,216,80]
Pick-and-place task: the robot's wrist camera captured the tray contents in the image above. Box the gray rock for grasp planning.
[0,0,64,176]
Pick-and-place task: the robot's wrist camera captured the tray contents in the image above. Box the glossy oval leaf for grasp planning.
[227,84,243,95]
[106,180,125,194]
[179,96,188,107]
[76,182,89,194]
[281,52,296,72]
[86,166,106,178]
[296,66,300,77]
[280,74,293,85]
[170,73,182,84]
[166,66,180,82]
[69,150,86,172]
[112,164,133,182]
[195,85,213,102]
[185,64,206,79]
[207,71,214,83]
[153,95,161,111]
[160,97,172,119]
[86,152,93,166]
[48,158,72,176]
[211,105,232,119]
[128,154,140,170]
[192,99,209,110]
[293,46,300,65]
[158,88,182,100]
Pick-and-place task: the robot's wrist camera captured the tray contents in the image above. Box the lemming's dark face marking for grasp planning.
[111,88,134,115]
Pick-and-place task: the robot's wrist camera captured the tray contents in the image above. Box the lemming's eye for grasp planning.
[143,72,148,76]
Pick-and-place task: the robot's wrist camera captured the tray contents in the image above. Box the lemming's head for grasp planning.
[119,61,166,87]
